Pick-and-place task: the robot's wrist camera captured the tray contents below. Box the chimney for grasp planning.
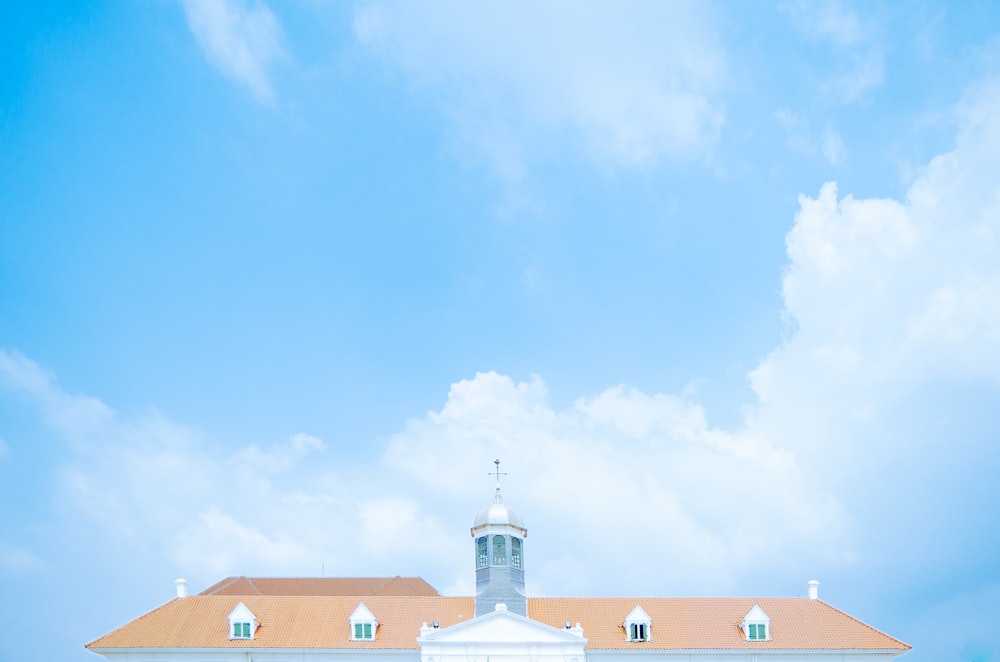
[807,579,820,600]
[175,578,189,598]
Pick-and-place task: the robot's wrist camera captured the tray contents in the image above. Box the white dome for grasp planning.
[473,488,524,528]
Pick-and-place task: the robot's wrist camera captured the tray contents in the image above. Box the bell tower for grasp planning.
[470,460,527,617]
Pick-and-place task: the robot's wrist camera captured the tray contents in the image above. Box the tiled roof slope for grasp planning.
[88,596,474,650]
[530,597,910,651]
[200,576,440,597]
[87,595,909,652]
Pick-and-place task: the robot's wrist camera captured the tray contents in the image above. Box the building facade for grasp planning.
[87,485,910,661]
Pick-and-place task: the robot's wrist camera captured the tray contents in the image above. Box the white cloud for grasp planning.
[173,508,317,575]
[383,371,849,596]
[0,347,463,587]
[354,1,726,177]
[768,81,1000,406]
[179,0,286,103]
[0,350,113,445]
[3,80,1000,643]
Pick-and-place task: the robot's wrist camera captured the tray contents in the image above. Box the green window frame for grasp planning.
[233,622,251,638]
[748,623,766,640]
[629,623,648,641]
[354,622,374,640]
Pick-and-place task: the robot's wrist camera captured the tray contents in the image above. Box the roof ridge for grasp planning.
[370,576,398,595]
[244,577,263,596]
[395,576,423,595]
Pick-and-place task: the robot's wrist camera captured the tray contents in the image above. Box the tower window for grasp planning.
[511,537,522,569]
[492,536,506,565]
[477,537,488,568]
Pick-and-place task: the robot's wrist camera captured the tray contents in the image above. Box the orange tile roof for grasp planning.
[200,576,440,597]
[88,596,474,650]
[87,593,909,652]
[529,597,910,651]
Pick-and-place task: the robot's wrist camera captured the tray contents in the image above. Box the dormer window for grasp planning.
[740,605,771,642]
[228,602,258,640]
[349,603,379,642]
[624,605,652,642]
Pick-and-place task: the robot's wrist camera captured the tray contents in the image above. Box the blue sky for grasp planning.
[2,1,999,660]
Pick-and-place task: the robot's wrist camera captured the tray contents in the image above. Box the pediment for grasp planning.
[420,608,583,644]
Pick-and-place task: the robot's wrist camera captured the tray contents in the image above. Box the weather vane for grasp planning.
[490,458,507,486]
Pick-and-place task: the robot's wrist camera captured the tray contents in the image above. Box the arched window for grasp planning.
[511,537,522,569]
[492,536,506,565]
[477,537,488,568]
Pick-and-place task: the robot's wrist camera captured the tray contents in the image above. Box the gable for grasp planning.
[420,608,585,645]
[624,605,651,624]
[227,602,256,623]
[742,604,770,624]
[350,603,377,623]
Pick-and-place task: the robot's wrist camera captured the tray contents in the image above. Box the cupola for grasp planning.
[471,460,527,617]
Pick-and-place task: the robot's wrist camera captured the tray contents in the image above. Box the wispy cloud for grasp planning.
[354,1,726,180]
[0,542,45,574]
[179,0,286,103]
[776,109,847,165]
[782,0,885,101]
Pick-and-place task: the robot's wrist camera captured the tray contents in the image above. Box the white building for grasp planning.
[87,483,910,661]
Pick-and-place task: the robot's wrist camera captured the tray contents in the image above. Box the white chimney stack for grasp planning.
[175,578,189,599]
[807,579,820,600]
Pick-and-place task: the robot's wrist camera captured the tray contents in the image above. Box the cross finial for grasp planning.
[490,459,507,503]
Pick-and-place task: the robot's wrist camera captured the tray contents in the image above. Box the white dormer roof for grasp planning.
[624,605,651,624]
[349,602,378,625]
[228,602,257,624]
[740,604,770,626]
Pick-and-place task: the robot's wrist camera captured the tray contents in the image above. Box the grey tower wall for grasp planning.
[474,532,526,616]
